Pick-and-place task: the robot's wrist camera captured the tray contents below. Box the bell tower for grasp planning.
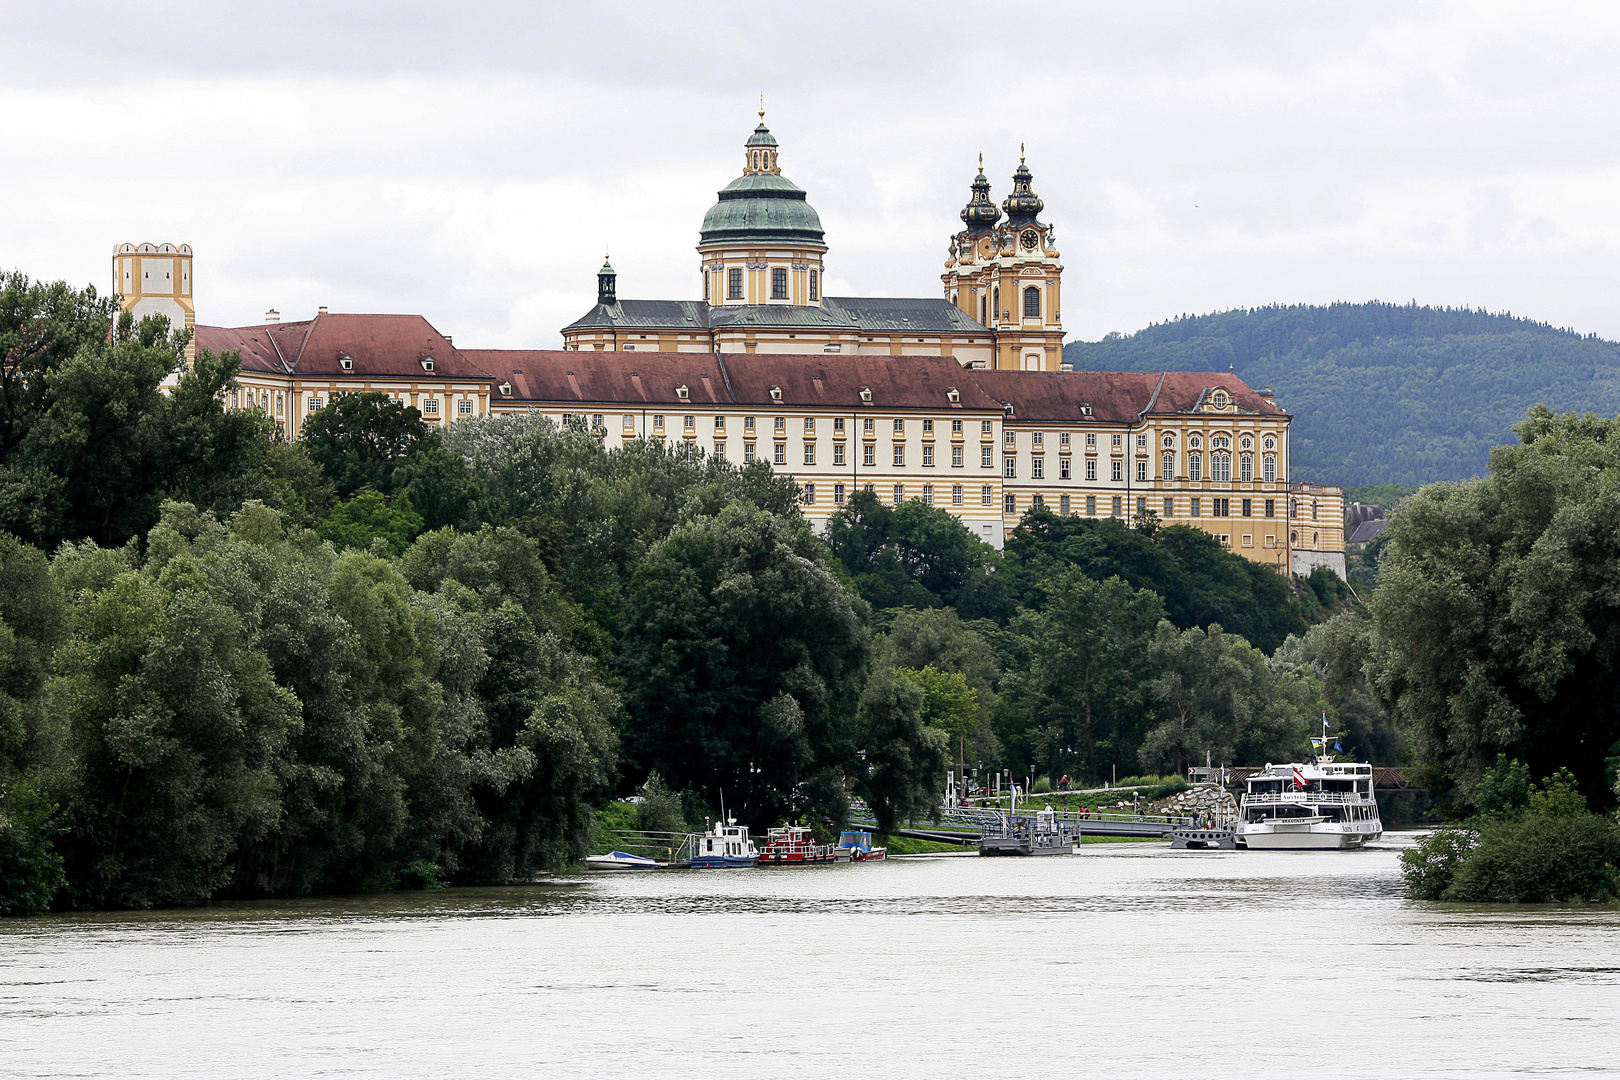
[942,147,1065,371]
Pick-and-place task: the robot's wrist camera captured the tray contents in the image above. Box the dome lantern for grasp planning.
[959,153,1001,236]
[1002,144,1045,227]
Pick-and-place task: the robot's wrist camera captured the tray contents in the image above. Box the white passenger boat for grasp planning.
[583,850,662,870]
[1234,737,1382,850]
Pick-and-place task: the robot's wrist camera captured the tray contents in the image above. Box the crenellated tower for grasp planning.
[113,241,196,370]
[943,146,1065,371]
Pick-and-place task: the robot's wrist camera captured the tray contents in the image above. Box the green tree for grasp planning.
[896,666,980,761]
[319,491,423,556]
[1369,406,1620,808]
[824,490,1006,616]
[300,391,431,500]
[615,501,868,827]
[853,664,947,833]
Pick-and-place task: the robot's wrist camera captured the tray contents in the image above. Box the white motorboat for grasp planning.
[583,850,662,870]
[689,817,759,868]
[1234,737,1382,850]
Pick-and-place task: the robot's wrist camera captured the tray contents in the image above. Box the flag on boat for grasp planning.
[1334,739,1343,753]
[1292,765,1308,789]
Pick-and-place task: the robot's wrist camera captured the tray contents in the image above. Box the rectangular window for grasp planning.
[1111,495,1123,517]
[952,484,964,506]
[684,415,695,430]
[772,267,788,299]
[744,442,756,463]
[804,444,816,465]
[923,445,934,467]
[982,485,994,506]
[1086,494,1096,516]
[1003,492,1016,514]
[1265,534,1276,548]
[893,418,905,433]
[1164,497,1174,519]
[1242,498,1252,517]
[1023,286,1041,317]
[774,444,786,465]
[728,267,743,299]
[893,484,904,505]
[803,483,815,505]
[809,269,819,301]
[424,400,439,415]
[1060,432,1070,446]
[1162,452,1174,479]
[864,445,875,467]
[591,413,603,428]
[864,417,876,432]
[1242,534,1253,547]
[1265,499,1275,518]
[1191,497,1201,517]
[1031,457,1044,479]
[745,416,755,431]
[1137,497,1147,516]
[1085,459,1096,481]
[833,444,845,466]
[1111,434,1122,448]
[1004,430,1016,446]
[1111,460,1122,482]
[1136,433,1148,448]
[1003,457,1016,478]
[893,445,905,466]
[1086,433,1096,447]
[1032,494,1045,510]
[833,417,844,432]
[774,416,785,431]
[714,416,726,430]
[1060,494,1071,514]
[923,484,934,505]
[1060,458,1071,480]
[308,397,322,411]
[1135,460,1147,482]
[1032,431,1044,446]
[714,442,726,459]
[623,414,635,430]
[834,482,845,505]
[952,419,963,433]
[804,417,815,433]
[952,446,963,467]
[653,414,665,429]
[923,419,934,434]
[982,420,993,434]
[982,446,993,468]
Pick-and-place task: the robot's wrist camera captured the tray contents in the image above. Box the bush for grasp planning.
[635,772,690,834]
[1445,813,1620,903]
[1400,827,1479,901]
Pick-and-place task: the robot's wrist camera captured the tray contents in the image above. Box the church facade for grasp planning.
[559,115,1065,372]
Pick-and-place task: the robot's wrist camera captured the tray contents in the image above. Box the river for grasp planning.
[1,832,1615,1078]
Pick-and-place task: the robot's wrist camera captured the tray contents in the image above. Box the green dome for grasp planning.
[745,122,778,148]
[699,172,825,247]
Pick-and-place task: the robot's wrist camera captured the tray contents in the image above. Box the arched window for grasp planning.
[752,151,759,170]
[1212,452,1232,482]
[1240,453,1253,482]
[703,271,710,300]
[980,296,987,323]
[1162,452,1174,479]
[1023,286,1041,318]
[1263,454,1276,482]
[1189,453,1203,482]
[993,287,1000,318]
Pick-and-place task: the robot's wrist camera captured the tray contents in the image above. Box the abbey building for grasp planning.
[109,114,1346,577]
[560,115,1066,372]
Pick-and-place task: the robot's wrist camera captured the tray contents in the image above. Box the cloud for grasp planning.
[5,2,1620,345]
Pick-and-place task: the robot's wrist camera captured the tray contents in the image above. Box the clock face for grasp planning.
[1020,229,1039,250]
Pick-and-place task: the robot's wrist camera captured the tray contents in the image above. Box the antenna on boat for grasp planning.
[720,788,726,827]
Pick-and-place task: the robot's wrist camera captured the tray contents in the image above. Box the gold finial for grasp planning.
[978,152,983,172]
[1020,142,1026,165]
[759,93,765,121]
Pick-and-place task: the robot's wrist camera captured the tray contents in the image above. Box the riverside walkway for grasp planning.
[851,804,1190,845]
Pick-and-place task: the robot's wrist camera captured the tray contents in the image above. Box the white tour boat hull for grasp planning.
[1237,825,1380,850]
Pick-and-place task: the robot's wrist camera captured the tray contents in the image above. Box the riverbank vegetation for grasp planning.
[3,275,1617,912]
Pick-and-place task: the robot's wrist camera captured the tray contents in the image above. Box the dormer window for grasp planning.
[339,354,354,371]
[421,357,435,372]
[1210,389,1228,409]
[676,384,690,400]
[1079,404,1092,416]
[499,381,512,397]
[859,387,872,403]
[946,387,960,403]
[770,386,782,401]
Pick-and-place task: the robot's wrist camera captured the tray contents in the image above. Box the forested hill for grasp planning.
[1063,302,1620,487]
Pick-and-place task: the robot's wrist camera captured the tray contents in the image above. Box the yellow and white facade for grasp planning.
[112,242,196,369]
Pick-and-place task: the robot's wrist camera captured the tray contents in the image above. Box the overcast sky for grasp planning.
[4,2,1620,347]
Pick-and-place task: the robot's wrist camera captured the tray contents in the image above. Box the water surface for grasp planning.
[2,833,1615,1078]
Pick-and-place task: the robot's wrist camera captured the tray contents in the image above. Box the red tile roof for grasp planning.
[195,313,492,381]
[465,349,1287,421]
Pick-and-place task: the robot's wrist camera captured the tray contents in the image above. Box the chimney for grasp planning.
[317,305,328,316]
[264,308,280,324]
[445,335,453,345]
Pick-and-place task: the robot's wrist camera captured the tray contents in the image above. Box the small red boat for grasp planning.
[757,825,844,865]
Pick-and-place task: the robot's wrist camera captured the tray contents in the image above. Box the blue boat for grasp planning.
[836,830,888,862]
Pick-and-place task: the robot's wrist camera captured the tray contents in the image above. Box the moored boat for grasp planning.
[1234,735,1383,850]
[583,850,662,870]
[758,825,843,865]
[837,830,887,861]
[689,817,759,868]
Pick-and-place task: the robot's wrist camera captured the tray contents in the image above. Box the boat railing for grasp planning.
[1242,791,1374,806]
[592,828,694,866]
